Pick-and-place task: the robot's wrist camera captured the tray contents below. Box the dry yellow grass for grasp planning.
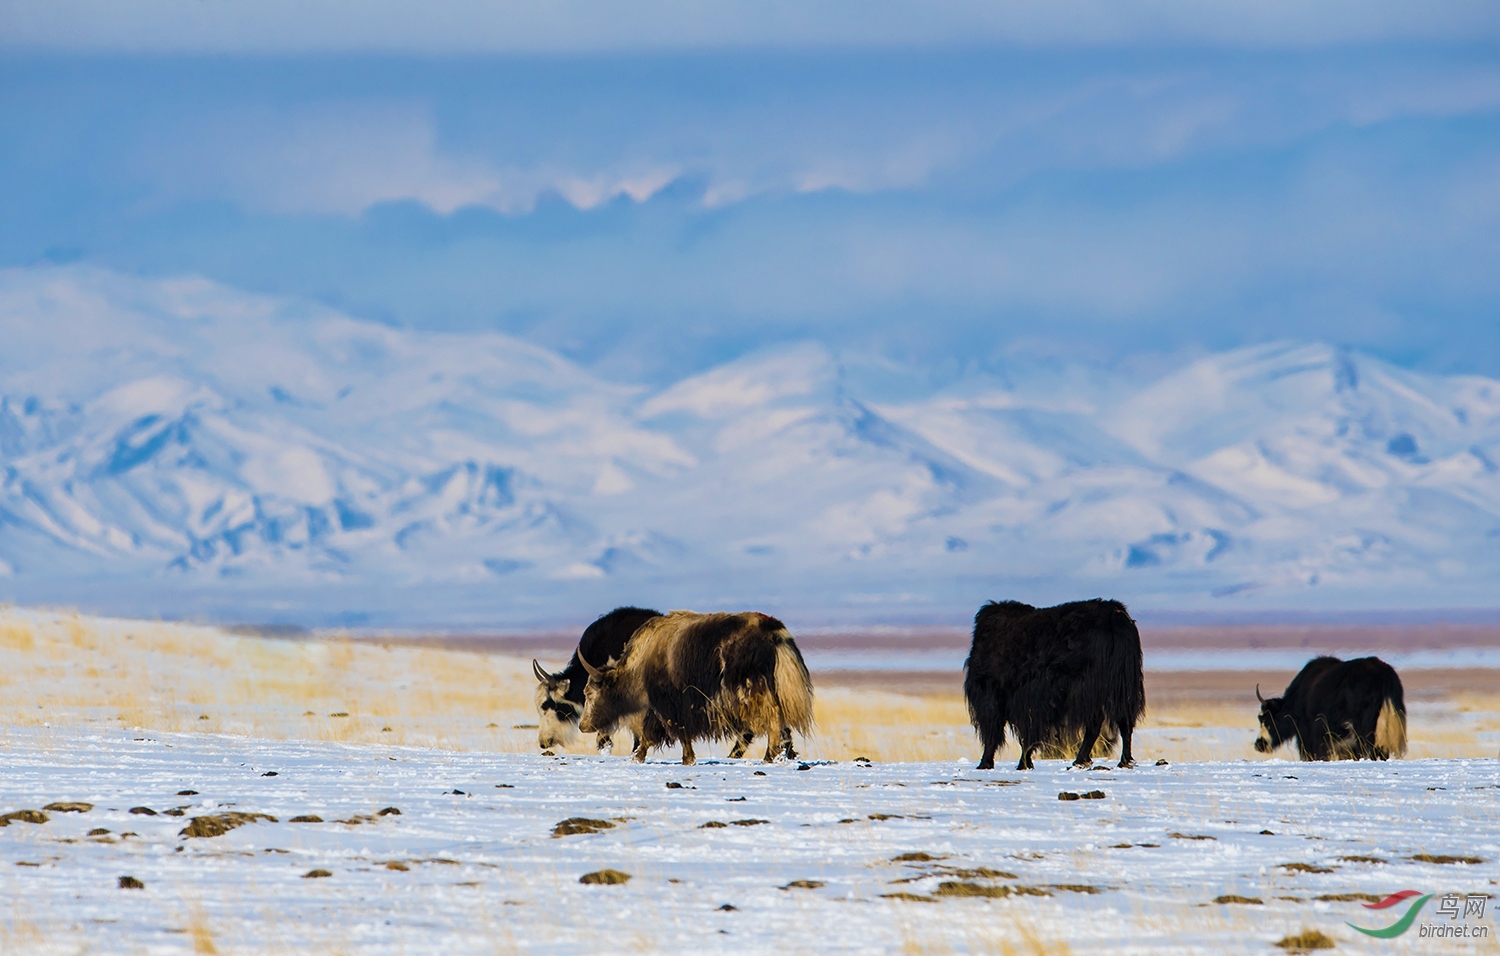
[807,688,976,762]
[0,608,538,753]
[2,606,1495,763]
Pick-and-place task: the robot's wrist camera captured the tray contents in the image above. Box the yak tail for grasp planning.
[1375,697,1407,758]
[772,636,815,735]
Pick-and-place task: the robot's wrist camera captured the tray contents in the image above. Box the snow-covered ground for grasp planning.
[1,726,1496,955]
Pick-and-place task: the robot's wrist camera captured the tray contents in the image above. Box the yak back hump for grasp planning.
[561,606,662,705]
[968,599,1139,684]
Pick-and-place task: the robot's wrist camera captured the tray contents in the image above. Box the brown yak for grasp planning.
[579,610,814,765]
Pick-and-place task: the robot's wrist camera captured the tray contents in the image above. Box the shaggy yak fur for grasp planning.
[1255,656,1407,761]
[533,606,662,753]
[578,610,815,765]
[964,599,1145,771]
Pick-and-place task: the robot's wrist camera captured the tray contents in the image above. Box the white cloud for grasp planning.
[166,103,681,216]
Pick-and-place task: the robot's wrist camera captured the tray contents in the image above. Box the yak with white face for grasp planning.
[533,606,661,753]
[578,610,814,765]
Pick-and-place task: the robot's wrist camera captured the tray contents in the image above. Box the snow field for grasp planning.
[1,728,1497,955]
[2,607,1498,952]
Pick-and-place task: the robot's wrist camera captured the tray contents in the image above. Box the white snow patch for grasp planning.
[1,727,1495,954]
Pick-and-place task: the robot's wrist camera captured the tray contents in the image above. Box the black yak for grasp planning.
[964,599,1145,771]
[578,610,814,765]
[532,606,662,753]
[1255,656,1407,761]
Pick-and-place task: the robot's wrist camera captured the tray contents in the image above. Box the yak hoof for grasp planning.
[1117,758,1136,769]
[1071,758,1094,770]
[976,759,995,771]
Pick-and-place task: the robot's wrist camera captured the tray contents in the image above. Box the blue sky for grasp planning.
[3,1,1499,387]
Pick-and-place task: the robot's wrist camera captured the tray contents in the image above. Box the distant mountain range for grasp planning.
[2,267,1497,627]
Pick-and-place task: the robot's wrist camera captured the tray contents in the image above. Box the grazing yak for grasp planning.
[1255,656,1407,761]
[578,610,814,765]
[964,599,1145,771]
[533,606,662,753]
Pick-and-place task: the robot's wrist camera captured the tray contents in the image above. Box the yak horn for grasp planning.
[532,659,551,683]
[1255,683,1265,704]
[579,655,601,679]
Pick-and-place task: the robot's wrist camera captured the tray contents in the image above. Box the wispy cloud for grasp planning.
[2,33,1498,383]
[155,102,682,216]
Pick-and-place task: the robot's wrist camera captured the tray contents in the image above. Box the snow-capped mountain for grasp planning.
[2,267,1497,627]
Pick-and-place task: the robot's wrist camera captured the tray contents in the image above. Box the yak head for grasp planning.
[533,660,580,751]
[1253,685,1294,753]
[577,655,636,738]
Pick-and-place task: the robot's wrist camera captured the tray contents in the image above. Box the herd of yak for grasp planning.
[530,599,1409,769]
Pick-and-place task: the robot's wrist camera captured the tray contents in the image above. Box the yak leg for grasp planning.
[764,701,787,763]
[978,741,999,771]
[1116,717,1137,769]
[763,721,785,763]
[1016,737,1037,771]
[968,677,1006,771]
[727,729,756,759]
[780,726,797,761]
[1072,718,1104,769]
[597,733,614,754]
[681,737,696,766]
[976,718,1005,770]
[634,712,666,763]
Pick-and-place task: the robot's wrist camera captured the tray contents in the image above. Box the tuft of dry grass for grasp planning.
[552,818,615,837]
[1409,853,1485,865]
[1275,929,1336,952]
